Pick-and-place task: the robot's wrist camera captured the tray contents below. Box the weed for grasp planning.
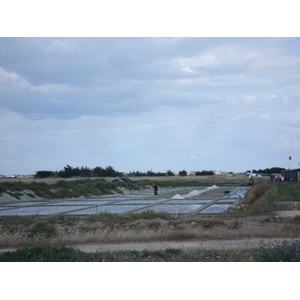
[280,224,300,235]
[291,216,300,223]
[166,248,182,255]
[27,221,57,238]
[0,244,255,262]
[25,193,35,198]
[7,192,23,199]
[254,239,300,262]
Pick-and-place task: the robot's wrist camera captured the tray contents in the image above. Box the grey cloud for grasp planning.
[1,37,300,174]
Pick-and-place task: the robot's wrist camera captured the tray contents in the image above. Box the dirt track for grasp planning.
[70,238,298,253]
[0,238,297,254]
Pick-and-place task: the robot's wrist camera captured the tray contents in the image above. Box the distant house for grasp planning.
[187,171,196,176]
[281,168,300,182]
[213,171,222,175]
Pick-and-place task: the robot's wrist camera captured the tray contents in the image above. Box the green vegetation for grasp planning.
[178,170,188,176]
[225,182,300,216]
[0,244,254,262]
[34,164,222,178]
[246,167,286,174]
[35,165,123,179]
[254,240,300,262]
[0,178,148,199]
[0,177,242,200]
[195,170,215,176]
[7,192,24,199]
[0,211,171,230]
[26,221,57,238]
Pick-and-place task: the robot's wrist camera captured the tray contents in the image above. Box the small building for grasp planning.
[281,168,300,182]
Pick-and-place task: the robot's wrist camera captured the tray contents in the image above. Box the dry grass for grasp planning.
[1,213,299,249]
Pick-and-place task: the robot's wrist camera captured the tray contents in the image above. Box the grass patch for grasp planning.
[0,178,151,200]
[85,210,173,223]
[225,182,300,217]
[254,239,300,262]
[0,244,255,262]
[7,192,23,199]
[26,221,57,238]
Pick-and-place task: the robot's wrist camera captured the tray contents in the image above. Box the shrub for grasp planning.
[0,245,86,262]
[254,240,300,262]
[179,170,187,176]
[27,221,57,238]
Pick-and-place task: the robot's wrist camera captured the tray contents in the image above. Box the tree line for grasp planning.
[34,166,216,179]
[34,165,123,179]
[246,167,286,174]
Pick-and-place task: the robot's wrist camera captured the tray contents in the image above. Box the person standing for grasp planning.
[153,184,159,196]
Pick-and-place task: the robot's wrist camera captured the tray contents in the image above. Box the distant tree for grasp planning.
[146,170,155,177]
[166,169,174,176]
[93,165,123,177]
[93,166,105,177]
[128,171,143,177]
[58,165,81,178]
[195,170,214,176]
[105,165,115,177]
[80,166,92,177]
[246,167,286,174]
[268,167,286,174]
[34,170,55,179]
[179,169,187,176]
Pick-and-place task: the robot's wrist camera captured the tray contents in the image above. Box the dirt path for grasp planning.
[0,238,298,254]
[71,238,297,253]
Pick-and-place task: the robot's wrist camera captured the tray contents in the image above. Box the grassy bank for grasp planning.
[0,178,150,200]
[225,181,300,216]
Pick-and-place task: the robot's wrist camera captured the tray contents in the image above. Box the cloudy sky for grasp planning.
[0,37,300,175]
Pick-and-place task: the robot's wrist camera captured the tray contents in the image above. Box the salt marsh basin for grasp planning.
[0,185,249,217]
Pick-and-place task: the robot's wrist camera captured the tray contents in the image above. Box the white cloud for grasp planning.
[181,67,194,73]
[0,67,69,94]
[259,113,271,120]
[1,37,300,174]
[189,155,198,160]
[178,53,215,70]
[0,67,31,91]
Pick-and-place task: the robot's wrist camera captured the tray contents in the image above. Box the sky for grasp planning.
[1,37,299,175]
[0,3,300,175]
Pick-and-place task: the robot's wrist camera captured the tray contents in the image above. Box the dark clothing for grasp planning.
[153,185,158,195]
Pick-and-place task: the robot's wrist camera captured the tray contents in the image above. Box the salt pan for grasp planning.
[171,194,185,199]
[188,190,200,196]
